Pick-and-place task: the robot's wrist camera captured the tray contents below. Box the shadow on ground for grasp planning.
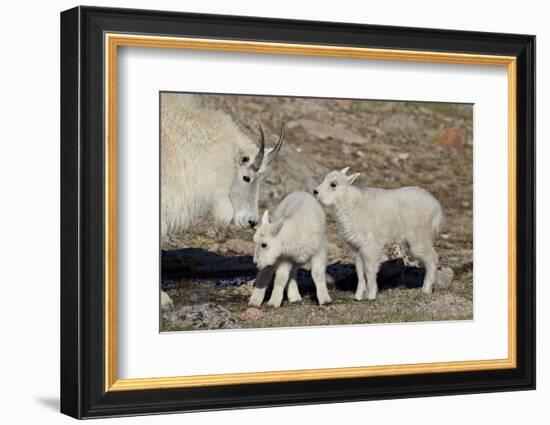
[161,248,471,331]
[161,248,425,294]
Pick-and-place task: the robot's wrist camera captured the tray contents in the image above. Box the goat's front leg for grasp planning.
[160,290,174,312]
[249,266,275,307]
[266,262,292,308]
[354,253,367,301]
[361,245,382,301]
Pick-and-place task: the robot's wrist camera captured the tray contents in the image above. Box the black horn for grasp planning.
[251,124,266,172]
[266,123,285,165]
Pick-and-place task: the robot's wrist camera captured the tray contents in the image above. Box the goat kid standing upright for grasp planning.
[250,192,332,308]
[314,167,444,300]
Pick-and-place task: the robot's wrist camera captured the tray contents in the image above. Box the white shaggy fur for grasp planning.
[314,167,444,300]
[160,93,284,308]
[160,290,174,312]
[161,93,283,237]
[249,192,332,308]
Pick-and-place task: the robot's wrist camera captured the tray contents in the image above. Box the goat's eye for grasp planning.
[242,156,249,163]
[261,243,267,249]
[243,176,251,183]
[330,182,337,188]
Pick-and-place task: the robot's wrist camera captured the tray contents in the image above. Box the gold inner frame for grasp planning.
[104,33,517,392]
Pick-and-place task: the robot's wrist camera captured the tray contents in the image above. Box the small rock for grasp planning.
[240,308,263,321]
[436,128,465,148]
[436,266,454,285]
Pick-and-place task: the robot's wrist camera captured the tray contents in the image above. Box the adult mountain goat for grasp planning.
[161,93,285,239]
[160,93,285,307]
[314,167,444,300]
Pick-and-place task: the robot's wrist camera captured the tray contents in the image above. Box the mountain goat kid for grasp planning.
[314,167,444,300]
[249,192,332,308]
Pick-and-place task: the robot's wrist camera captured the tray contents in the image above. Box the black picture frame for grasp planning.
[61,5,535,419]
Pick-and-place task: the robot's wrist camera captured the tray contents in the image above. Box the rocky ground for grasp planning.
[161,94,473,332]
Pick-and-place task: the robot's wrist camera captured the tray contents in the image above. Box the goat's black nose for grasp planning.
[313,189,319,196]
[248,220,257,228]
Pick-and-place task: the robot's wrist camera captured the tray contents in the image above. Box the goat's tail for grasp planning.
[432,205,446,237]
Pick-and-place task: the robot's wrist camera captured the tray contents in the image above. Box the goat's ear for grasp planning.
[240,155,251,165]
[271,219,284,236]
[347,172,360,185]
[340,166,350,175]
[234,151,251,166]
[261,210,270,225]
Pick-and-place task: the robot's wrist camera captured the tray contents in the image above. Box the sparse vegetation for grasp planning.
[161,94,473,331]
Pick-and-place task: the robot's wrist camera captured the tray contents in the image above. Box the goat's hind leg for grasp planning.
[267,262,292,308]
[409,237,438,295]
[286,266,302,303]
[311,254,332,306]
